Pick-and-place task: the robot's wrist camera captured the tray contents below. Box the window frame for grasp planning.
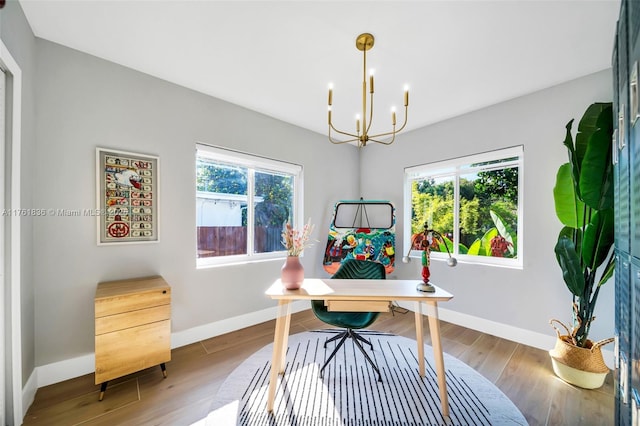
[196,143,304,268]
[403,145,524,269]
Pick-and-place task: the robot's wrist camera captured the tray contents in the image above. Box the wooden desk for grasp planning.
[265,278,454,416]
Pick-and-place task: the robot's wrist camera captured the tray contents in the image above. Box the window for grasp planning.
[404,146,523,268]
[196,144,303,266]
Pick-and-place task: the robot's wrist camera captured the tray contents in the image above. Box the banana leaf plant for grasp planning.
[553,102,615,348]
[466,209,516,258]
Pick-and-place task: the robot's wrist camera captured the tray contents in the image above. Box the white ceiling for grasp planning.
[19,0,621,138]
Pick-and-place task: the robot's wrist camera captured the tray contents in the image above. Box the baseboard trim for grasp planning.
[22,370,37,420]
[32,300,309,388]
[171,300,308,349]
[30,300,613,392]
[35,352,95,389]
[396,301,614,369]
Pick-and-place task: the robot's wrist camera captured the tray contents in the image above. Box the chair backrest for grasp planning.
[331,259,386,280]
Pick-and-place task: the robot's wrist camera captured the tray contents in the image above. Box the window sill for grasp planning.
[196,253,289,270]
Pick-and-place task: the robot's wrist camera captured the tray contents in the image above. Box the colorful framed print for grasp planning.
[96,148,159,245]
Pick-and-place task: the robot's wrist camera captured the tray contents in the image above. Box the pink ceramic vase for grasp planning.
[281,256,304,290]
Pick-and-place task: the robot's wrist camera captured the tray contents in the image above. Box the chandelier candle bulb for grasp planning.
[404,87,409,106]
[328,87,333,105]
[369,71,374,93]
[392,109,397,126]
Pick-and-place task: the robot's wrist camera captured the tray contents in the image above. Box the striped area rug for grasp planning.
[201,330,527,425]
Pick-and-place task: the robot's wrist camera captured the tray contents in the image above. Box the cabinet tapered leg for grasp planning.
[160,363,167,378]
[98,381,108,401]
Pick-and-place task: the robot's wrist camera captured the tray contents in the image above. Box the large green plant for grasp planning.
[553,102,615,348]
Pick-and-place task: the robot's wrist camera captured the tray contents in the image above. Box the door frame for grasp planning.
[0,38,23,426]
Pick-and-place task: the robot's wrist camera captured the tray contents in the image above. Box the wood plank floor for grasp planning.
[23,309,614,425]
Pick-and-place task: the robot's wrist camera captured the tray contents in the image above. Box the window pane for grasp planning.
[410,176,455,253]
[405,146,522,267]
[460,166,518,258]
[196,158,248,258]
[254,170,294,254]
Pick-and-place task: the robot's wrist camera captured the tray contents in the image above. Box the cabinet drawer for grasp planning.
[95,288,170,318]
[95,320,171,384]
[95,304,170,335]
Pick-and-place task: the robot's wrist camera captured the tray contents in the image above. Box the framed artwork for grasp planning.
[96,148,159,245]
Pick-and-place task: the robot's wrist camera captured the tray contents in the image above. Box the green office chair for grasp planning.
[312,259,386,382]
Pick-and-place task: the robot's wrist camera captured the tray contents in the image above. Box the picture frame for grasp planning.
[96,148,159,245]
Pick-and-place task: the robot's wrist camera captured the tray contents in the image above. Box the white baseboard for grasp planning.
[396,301,614,369]
[28,300,614,398]
[171,300,308,349]
[22,370,38,420]
[35,353,96,388]
[32,300,309,389]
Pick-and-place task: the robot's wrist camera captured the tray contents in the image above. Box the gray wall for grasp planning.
[1,0,617,380]
[1,0,37,386]
[360,69,615,342]
[34,39,359,366]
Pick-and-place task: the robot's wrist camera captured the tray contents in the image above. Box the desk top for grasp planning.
[265,278,453,302]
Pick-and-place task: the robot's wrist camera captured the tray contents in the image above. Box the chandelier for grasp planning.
[328,33,409,148]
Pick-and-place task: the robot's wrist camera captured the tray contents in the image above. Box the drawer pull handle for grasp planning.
[162,290,167,294]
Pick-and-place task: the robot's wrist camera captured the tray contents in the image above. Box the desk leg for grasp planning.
[267,300,292,412]
[414,301,426,377]
[280,303,292,373]
[426,301,449,417]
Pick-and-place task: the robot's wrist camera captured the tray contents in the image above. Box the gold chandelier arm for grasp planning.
[368,133,396,146]
[394,105,409,133]
[329,135,360,144]
[329,121,358,139]
[368,129,398,143]
[329,124,360,144]
[368,106,409,141]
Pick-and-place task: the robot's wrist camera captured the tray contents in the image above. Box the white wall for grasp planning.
[33,39,359,366]
[360,69,615,343]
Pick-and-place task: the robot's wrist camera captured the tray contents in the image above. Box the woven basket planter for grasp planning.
[548,319,614,389]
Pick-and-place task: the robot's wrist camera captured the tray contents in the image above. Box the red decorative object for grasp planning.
[281,256,304,290]
[420,240,431,284]
[402,223,457,293]
[421,250,431,283]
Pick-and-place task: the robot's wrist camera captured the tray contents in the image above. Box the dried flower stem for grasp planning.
[282,219,315,256]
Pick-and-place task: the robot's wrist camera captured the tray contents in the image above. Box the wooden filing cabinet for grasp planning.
[94,275,171,400]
